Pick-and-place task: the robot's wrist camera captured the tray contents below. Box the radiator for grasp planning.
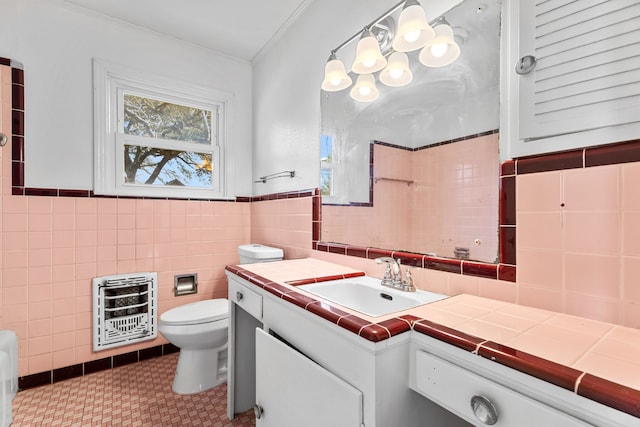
[92,272,158,351]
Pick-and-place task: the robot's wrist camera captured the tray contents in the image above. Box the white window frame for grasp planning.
[93,59,233,199]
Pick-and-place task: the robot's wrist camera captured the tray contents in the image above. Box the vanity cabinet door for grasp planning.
[508,0,640,158]
[518,0,640,140]
[255,328,363,427]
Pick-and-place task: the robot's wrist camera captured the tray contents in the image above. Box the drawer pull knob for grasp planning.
[254,404,264,419]
[515,55,537,75]
[236,291,244,301]
[470,395,498,425]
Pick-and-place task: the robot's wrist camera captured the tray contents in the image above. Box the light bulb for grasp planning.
[329,78,342,87]
[359,86,372,96]
[362,58,376,68]
[403,30,421,43]
[389,68,404,79]
[430,42,448,58]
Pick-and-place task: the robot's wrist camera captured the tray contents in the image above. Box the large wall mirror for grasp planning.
[320,0,502,264]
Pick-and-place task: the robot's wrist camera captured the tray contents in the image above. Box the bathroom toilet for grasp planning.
[160,244,282,395]
[159,299,229,394]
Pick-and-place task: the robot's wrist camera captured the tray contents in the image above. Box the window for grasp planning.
[94,60,232,199]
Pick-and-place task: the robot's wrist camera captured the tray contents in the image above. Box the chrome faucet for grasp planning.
[375,257,416,292]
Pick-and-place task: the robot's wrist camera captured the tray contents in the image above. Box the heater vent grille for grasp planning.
[92,272,158,351]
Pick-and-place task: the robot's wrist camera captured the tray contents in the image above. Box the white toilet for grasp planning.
[159,244,283,395]
[159,299,229,394]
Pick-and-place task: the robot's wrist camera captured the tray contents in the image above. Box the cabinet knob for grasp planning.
[515,55,537,75]
[253,404,264,419]
[470,395,498,425]
[236,291,243,301]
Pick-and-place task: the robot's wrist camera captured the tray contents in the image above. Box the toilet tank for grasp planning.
[238,244,283,264]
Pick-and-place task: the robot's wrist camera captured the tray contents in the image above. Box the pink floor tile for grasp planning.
[11,353,255,427]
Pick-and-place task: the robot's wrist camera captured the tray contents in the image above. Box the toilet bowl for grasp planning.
[159,299,229,395]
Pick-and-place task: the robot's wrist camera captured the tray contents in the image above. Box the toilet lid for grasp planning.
[160,299,228,326]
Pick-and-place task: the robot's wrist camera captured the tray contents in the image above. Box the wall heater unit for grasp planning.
[92,272,158,351]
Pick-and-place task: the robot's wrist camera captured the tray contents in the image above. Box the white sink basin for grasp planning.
[298,276,447,317]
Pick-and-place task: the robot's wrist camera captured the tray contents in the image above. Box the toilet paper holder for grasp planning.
[174,273,198,296]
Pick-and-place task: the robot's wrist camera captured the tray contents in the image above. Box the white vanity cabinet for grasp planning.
[227,271,469,427]
[410,332,640,427]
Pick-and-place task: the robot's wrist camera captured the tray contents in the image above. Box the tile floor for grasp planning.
[11,353,255,426]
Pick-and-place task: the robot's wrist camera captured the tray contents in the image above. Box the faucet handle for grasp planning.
[402,268,416,292]
[375,257,396,286]
[404,268,412,284]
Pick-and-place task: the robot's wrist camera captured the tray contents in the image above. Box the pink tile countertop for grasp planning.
[226,258,640,419]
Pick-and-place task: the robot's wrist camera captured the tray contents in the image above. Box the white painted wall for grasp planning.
[0,0,253,195]
[251,0,463,196]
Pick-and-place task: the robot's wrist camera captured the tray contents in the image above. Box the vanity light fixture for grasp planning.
[419,18,460,67]
[320,0,461,101]
[351,28,388,74]
[350,74,380,102]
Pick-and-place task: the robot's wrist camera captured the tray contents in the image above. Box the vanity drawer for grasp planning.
[414,350,589,427]
[229,278,263,320]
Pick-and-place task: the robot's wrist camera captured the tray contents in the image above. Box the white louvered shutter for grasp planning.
[518,0,640,141]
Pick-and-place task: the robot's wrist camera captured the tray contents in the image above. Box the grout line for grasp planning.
[474,340,490,354]
[574,372,586,394]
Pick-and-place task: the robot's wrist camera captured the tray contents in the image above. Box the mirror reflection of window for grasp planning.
[320,133,334,196]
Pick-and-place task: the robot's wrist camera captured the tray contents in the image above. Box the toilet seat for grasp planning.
[160,299,228,326]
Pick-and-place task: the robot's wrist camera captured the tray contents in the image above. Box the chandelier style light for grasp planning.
[320,0,460,102]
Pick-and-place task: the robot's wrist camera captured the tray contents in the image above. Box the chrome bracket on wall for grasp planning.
[254,170,295,184]
[0,133,7,147]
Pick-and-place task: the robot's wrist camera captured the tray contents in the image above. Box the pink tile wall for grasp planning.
[516,163,640,327]
[1,194,250,376]
[411,134,499,262]
[322,145,414,250]
[250,196,313,260]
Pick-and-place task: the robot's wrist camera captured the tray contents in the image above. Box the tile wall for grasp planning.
[516,159,640,326]
[250,193,314,260]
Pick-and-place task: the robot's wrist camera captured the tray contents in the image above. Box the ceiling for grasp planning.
[62,0,314,61]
